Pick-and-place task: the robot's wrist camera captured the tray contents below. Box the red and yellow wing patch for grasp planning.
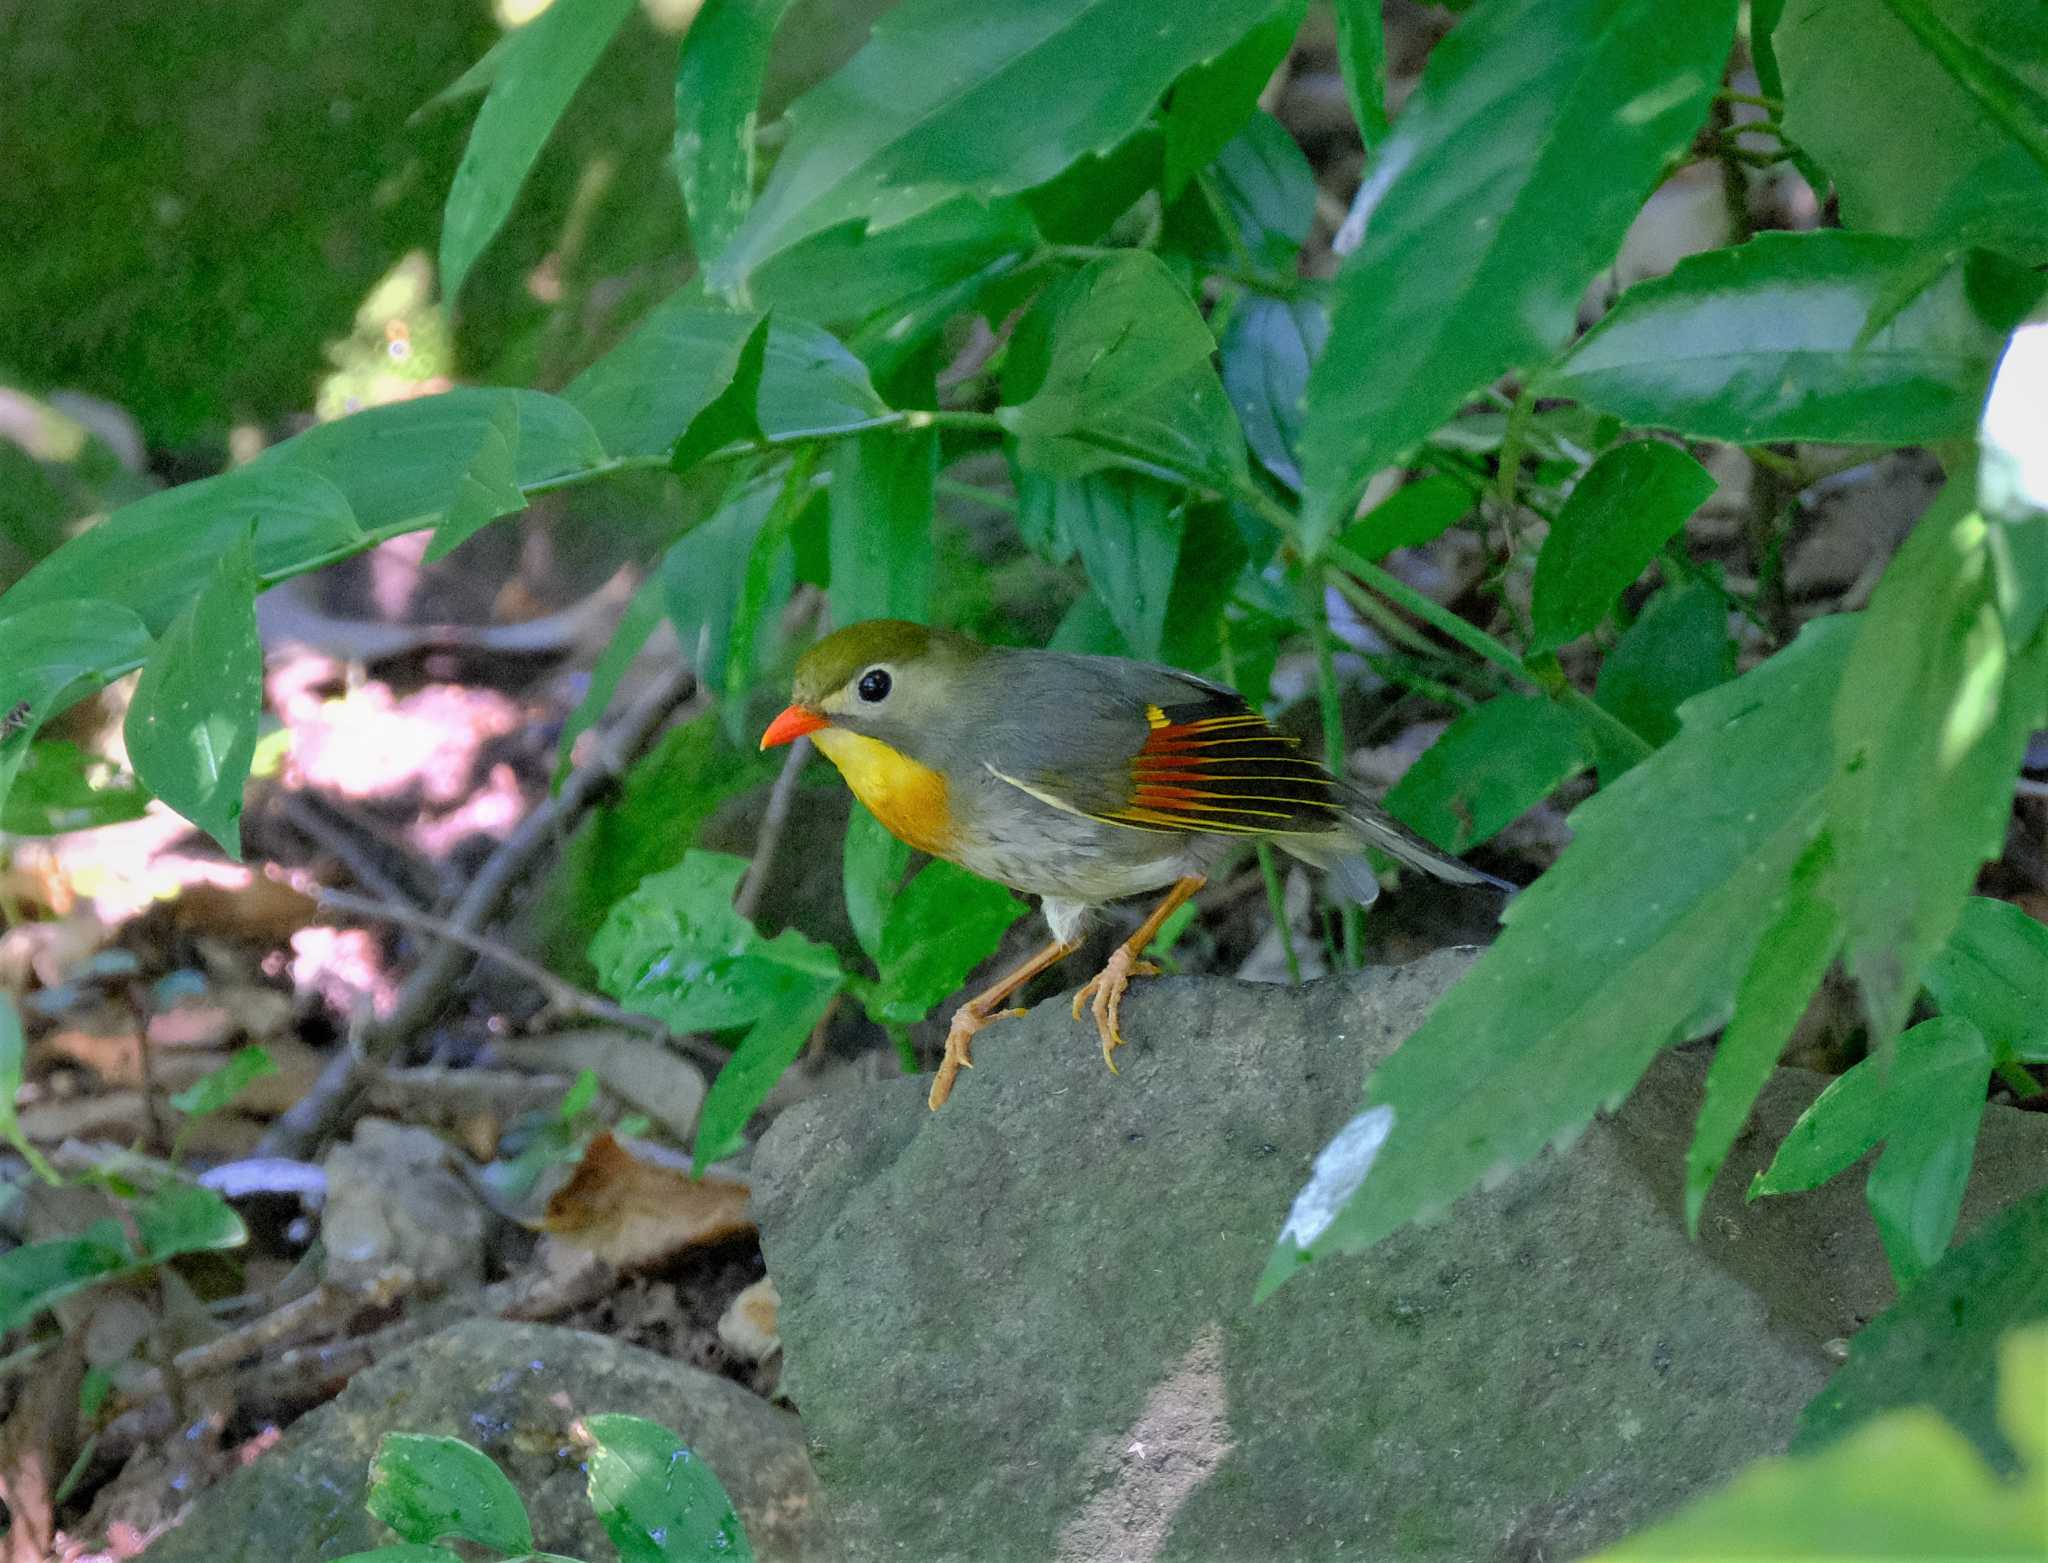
[1102,702,1345,836]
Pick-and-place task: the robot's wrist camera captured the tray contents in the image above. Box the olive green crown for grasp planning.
[790,619,981,704]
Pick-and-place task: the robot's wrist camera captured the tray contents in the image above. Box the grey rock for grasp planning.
[321,1117,487,1295]
[144,1319,836,1561]
[753,949,2048,1562]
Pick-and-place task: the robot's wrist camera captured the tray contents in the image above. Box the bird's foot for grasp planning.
[928,1001,1027,1110]
[1072,947,1162,1073]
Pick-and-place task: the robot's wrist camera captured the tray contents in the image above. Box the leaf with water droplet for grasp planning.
[583,1413,753,1562]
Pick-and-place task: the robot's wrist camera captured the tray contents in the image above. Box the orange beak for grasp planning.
[760,703,828,750]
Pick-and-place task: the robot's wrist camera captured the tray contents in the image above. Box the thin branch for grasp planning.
[736,736,810,921]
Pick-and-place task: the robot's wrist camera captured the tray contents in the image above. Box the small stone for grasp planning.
[719,1277,782,1363]
[320,1117,487,1295]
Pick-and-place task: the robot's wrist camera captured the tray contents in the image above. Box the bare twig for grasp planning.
[277,791,440,910]
[735,736,810,921]
[259,665,695,1159]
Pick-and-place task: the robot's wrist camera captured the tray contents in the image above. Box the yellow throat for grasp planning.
[810,727,955,857]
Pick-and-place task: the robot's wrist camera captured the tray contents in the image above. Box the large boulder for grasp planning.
[144,1319,835,1561]
[753,949,2048,1562]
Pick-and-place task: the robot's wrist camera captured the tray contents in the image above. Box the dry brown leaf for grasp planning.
[540,1132,751,1270]
[717,1276,781,1363]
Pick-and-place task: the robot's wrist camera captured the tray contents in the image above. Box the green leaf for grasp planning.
[1332,0,1390,145]
[672,0,797,269]
[0,994,56,1184]
[1829,480,2046,1049]
[1539,234,2044,445]
[123,532,262,858]
[1592,578,1736,765]
[1298,0,1738,550]
[1381,694,1589,855]
[0,600,152,826]
[591,851,843,1035]
[1779,0,2048,240]
[1528,442,1718,654]
[1160,2,1306,200]
[868,860,1027,1026]
[419,397,523,563]
[1752,1017,1993,1284]
[1263,618,1855,1295]
[1925,896,2048,1063]
[1,740,151,836]
[1000,252,1245,484]
[843,802,912,963]
[1879,0,2048,186]
[1589,1331,2048,1558]
[258,389,605,531]
[0,1221,132,1333]
[0,465,361,637]
[1796,1184,2048,1472]
[752,317,890,439]
[1685,841,1843,1234]
[828,429,935,627]
[366,1433,534,1554]
[568,302,765,460]
[693,979,839,1170]
[582,1413,753,1563]
[331,1548,466,1563]
[168,1046,279,1120]
[552,577,666,793]
[1220,294,1327,490]
[1336,473,1474,562]
[662,476,782,685]
[718,458,813,744]
[1206,112,1318,273]
[439,0,638,304]
[707,0,1282,288]
[1020,129,1164,248]
[132,1179,247,1262]
[1055,472,1186,662]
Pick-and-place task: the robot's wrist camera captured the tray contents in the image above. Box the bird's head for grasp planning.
[759,619,983,757]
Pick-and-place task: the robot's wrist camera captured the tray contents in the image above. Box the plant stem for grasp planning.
[1218,616,1302,985]
[1306,585,1364,969]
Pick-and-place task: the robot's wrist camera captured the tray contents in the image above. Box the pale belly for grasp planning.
[944,789,1233,904]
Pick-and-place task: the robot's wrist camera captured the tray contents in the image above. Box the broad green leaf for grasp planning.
[0,600,152,826]
[132,1179,247,1262]
[1013,465,1077,565]
[0,465,360,636]
[1779,0,2048,240]
[1001,252,1245,484]
[531,711,778,979]
[591,851,843,1035]
[1752,1017,1993,1284]
[1221,294,1327,490]
[1880,0,2048,185]
[1381,694,1589,854]
[1332,0,1389,144]
[1336,473,1474,562]
[828,429,935,627]
[693,978,839,1169]
[1020,129,1164,248]
[258,389,605,531]
[1,740,151,836]
[568,302,765,460]
[0,994,56,1184]
[419,397,522,562]
[1685,843,1843,1234]
[439,0,639,304]
[1829,480,2047,1049]
[1590,1335,2048,1558]
[662,476,782,685]
[0,1221,132,1333]
[1797,1185,2048,1472]
[707,0,1281,287]
[1055,471,1186,662]
[123,533,262,858]
[1263,617,1855,1295]
[552,577,666,792]
[1528,442,1718,653]
[868,860,1028,1025]
[1206,112,1317,274]
[331,1548,465,1563]
[672,0,797,269]
[1540,234,2044,445]
[1158,499,1253,671]
[1925,896,2048,1063]
[1298,0,1738,550]
[168,1045,278,1120]
[1160,2,1306,201]
[672,316,772,476]
[1592,577,1735,765]
[583,1413,754,1563]
[753,317,889,439]
[366,1433,534,1554]
[844,802,912,963]
[718,459,812,744]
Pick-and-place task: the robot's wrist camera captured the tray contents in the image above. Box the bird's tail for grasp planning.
[1282,791,1516,906]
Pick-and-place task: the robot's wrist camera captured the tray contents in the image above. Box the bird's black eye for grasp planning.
[857,667,892,703]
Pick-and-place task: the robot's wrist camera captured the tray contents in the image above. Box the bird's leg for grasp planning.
[928,937,1083,1110]
[1072,875,1206,1073]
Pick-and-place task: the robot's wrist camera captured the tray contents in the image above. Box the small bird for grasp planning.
[761,620,1508,1109]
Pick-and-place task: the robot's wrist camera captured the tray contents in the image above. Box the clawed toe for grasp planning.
[1073,950,1162,1073]
[927,1003,1030,1110]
